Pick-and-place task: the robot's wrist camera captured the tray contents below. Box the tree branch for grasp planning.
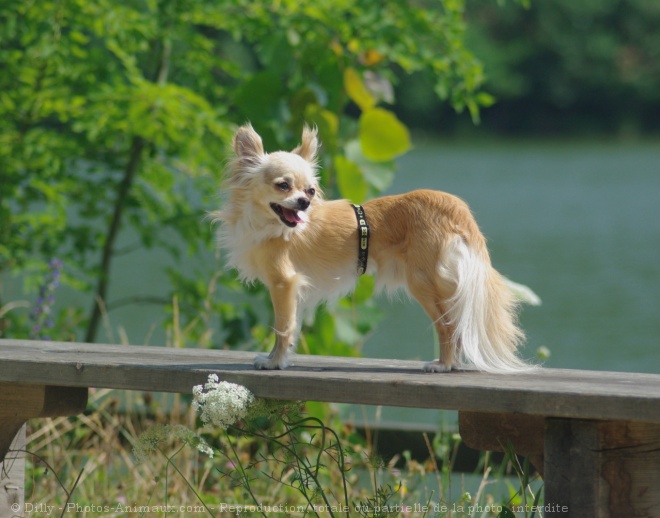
[84,15,174,343]
[85,136,145,342]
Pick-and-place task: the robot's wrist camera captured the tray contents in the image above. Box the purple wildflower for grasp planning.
[29,258,62,340]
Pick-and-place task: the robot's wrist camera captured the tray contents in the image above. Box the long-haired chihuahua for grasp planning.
[213,124,532,373]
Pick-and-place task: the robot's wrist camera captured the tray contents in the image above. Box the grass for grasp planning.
[20,384,543,518]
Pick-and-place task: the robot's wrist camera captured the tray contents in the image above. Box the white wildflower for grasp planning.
[192,374,255,430]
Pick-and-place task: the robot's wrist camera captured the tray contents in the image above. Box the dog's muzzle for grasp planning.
[270,199,309,227]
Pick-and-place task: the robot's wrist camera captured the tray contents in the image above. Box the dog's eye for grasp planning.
[307,187,316,197]
[276,181,290,191]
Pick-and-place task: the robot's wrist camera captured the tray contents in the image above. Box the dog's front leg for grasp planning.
[254,274,300,370]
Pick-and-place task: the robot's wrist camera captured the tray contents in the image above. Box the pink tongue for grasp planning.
[282,208,303,223]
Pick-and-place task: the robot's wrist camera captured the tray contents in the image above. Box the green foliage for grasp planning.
[408,0,660,134]
[497,442,544,518]
[1,0,491,350]
[0,0,233,336]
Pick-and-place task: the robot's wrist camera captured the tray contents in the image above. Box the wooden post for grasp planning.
[544,419,660,518]
[0,384,87,517]
[1,426,25,517]
[460,413,660,516]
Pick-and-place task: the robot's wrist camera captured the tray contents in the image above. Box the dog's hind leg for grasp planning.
[405,272,458,372]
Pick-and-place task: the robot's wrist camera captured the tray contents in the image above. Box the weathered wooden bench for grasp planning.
[1,339,659,517]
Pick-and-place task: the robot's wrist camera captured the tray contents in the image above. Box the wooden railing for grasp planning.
[1,339,659,517]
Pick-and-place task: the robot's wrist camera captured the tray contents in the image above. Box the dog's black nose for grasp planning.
[297,197,310,210]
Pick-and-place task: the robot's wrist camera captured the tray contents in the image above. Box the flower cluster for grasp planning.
[29,258,62,340]
[133,424,214,462]
[134,376,299,464]
[192,374,255,430]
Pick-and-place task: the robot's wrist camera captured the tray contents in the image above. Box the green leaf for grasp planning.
[497,507,516,518]
[335,155,369,204]
[304,104,339,153]
[344,67,376,112]
[317,309,336,346]
[345,140,395,194]
[359,108,411,162]
[352,275,375,304]
[475,91,496,108]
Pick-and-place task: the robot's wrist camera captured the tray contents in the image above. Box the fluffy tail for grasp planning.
[443,237,534,373]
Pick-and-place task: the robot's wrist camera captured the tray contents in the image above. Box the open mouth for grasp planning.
[270,203,305,228]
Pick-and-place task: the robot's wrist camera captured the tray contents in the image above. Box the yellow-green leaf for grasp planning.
[305,104,339,153]
[335,155,368,204]
[359,108,411,162]
[352,275,375,304]
[344,68,376,112]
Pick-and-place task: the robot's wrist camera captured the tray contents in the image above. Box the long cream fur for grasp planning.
[213,124,532,373]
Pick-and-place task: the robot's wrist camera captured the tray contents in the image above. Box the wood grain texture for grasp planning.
[0,427,25,518]
[458,411,545,475]
[0,381,88,518]
[544,419,660,518]
[459,412,545,455]
[1,339,659,423]
[0,383,88,458]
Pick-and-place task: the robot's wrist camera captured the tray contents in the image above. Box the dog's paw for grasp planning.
[253,353,290,370]
[423,361,452,373]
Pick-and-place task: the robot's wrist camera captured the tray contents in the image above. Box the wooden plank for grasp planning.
[458,411,545,475]
[0,339,659,423]
[544,419,660,517]
[458,412,545,455]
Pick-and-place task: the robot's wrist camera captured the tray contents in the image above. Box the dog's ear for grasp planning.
[233,124,264,165]
[293,125,319,162]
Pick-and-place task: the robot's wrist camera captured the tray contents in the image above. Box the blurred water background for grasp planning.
[370,138,660,375]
